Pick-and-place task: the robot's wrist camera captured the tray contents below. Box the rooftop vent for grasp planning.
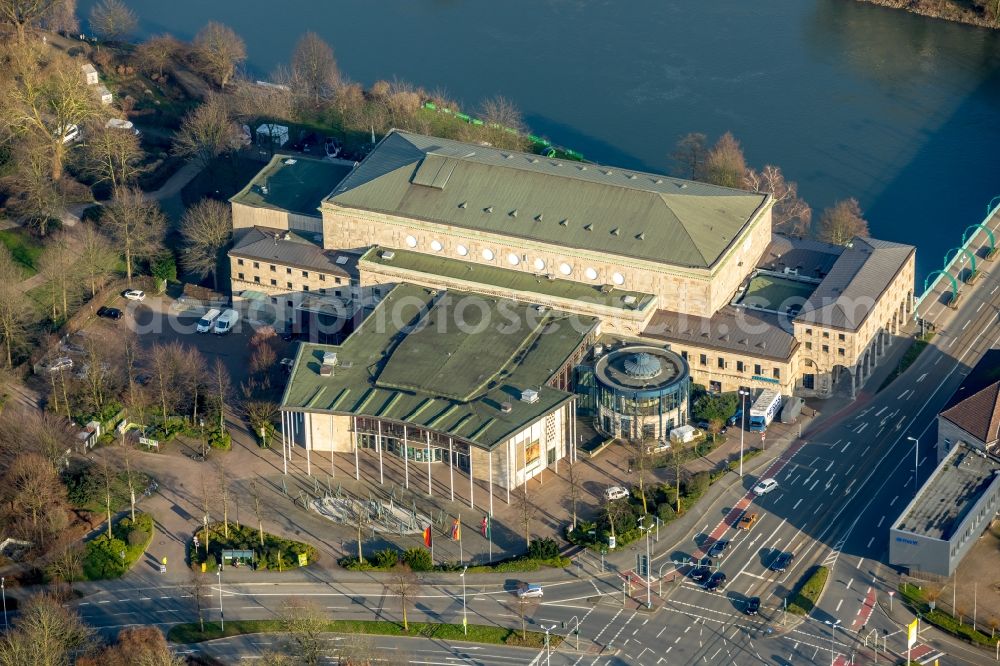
[636,232,646,240]
[335,256,349,265]
[628,174,638,180]
[485,206,494,213]
[509,209,518,218]
[535,305,547,313]
[678,183,688,189]
[593,344,604,358]
[458,201,467,208]
[654,178,663,184]
[284,158,297,165]
[584,224,594,231]
[260,185,269,195]
[281,231,291,240]
[319,351,338,376]
[623,295,637,305]
[500,402,513,414]
[380,250,395,261]
[529,157,539,163]
[545,273,556,281]
[559,219,569,226]
[505,153,514,159]
[535,214,543,222]
[610,228,620,236]
[520,388,539,404]
[579,165,587,170]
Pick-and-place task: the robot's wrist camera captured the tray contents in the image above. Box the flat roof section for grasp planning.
[360,246,654,311]
[894,445,1000,540]
[327,130,770,269]
[282,284,598,450]
[231,154,353,217]
[737,274,818,314]
[594,345,688,394]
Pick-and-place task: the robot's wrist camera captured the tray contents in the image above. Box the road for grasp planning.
[69,224,1000,664]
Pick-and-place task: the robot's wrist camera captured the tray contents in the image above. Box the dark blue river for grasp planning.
[84,0,1000,284]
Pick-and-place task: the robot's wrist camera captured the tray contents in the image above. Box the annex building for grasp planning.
[230,130,916,413]
[279,283,594,508]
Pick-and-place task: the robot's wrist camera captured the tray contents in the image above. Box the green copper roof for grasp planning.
[325,131,770,269]
[281,283,597,450]
[231,154,352,217]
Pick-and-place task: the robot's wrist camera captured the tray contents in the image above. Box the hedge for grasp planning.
[168,618,562,649]
[899,583,999,648]
[786,565,829,615]
[82,513,154,580]
[190,523,317,571]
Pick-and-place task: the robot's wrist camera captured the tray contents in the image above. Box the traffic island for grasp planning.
[167,619,563,649]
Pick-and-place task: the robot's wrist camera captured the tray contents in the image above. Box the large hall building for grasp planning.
[228,130,915,491]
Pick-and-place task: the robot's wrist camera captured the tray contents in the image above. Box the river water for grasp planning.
[83,0,1000,283]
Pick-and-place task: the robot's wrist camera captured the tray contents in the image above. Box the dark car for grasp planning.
[705,571,727,591]
[692,565,712,583]
[708,540,730,558]
[728,409,743,427]
[97,306,123,321]
[770,551,795,572]
[694,419,711,430]
[745,596,761,615]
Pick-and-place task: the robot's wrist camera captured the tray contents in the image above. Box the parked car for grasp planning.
[646,440,670,454]
[196,308,222,333]
[57,123,81,144]
[705,571,727,592]
[745,596,761,615]
[769,551,795,572]
[324,137,342,158]
[97,306,123,320]
[604,486,629,501]
[692,566,712,583]
[122,289,145,301]
[517,583,543,599]
[694,419,711,430]
[736,512,758,530]
[212,308,239,335]
[46,357,73,372]
[753,478,779,496]
[727,409,743,427]
[707,540,730,558]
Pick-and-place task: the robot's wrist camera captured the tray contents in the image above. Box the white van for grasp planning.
[106,118,140,136]
[58,124,81,144]
[212,309,239,335]
[196,308,221,333]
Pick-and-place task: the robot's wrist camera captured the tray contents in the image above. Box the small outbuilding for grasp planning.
[95,84,112,105]
[257,123,289,147]
[81,62,98,85]
[669,424,696,444]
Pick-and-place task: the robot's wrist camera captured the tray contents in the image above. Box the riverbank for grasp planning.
[855,0,999,29]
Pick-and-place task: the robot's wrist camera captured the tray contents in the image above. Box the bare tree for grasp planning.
[38,231,82,323]
[0,0,61,43]
[180,198,232,290]
[516,594,530,640]
[78,224,118,297]
[513,486,536,549]
[135,34,180,78]
[187,570,207,634]
[290,31,339,109]
[817,198,869,246]
[0,247,32,366]
[0,594,95,664]
[477,95,528,151]
[1,452,69,549]
[670,132,707,180]
[211,358,230,432]
[241,397,278,445]
[40,0,76,34]
[1,41,101,180]
[172,95,243,167]
[100,187,166,284]
[215,458,230,539]
[148,341,186,422]
[44,536,84,589]
[79,122,145,189]
[225,76,293,124]
[566,459,580,531]
[703,132,746,189]
[389,563,417,632]
[744,165,812,237]
[278,599,327,666]
[631,436,650,515]
[5,144,65,235]
[78,626,184,666]
[603,497,630,545]
[88,0,136,43]
[192,21,246,89]
[248,478,265,547]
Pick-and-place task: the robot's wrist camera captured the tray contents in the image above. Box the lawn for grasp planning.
[786,565,829,615]
[0,228,43,276]
[739,274,817,311]
[168,618,560,649]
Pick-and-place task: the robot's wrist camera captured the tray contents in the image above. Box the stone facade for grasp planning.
[232,201,323,235]
[668,346,795,396]
[321,204,773,318]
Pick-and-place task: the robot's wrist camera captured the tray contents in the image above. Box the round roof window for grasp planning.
[431,240,443,252]
[584,267,598,281]
[612,272,625,285]
[456,244,468,256]
[482,248,495,261]
[405,235,417,248]
[559,262,572,276]
[533,258,545,271]
[508,253,520,266]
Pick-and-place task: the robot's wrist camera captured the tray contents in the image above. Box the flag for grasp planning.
[907,618,918,648]
[451,518,461,541]
[423,526,432,548]
[481,515,491,538]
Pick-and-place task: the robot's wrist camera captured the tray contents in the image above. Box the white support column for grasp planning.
[287,412,294,461]
[505,442,511,505]
[305,413,312,477]
[449,437,455,502]
[330,414,335,479]
[426,431,432,496]
[468,445,474,510]
[570,402,577,463]
[403,425,410,489]
[353,416,359,481]
[377,420,384,485]
[280,410,288,476]
[488,449,494,517]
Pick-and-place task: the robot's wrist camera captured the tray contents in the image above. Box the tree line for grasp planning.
[671,131,870,246]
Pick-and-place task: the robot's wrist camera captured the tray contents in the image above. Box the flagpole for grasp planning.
[488,515,493,563]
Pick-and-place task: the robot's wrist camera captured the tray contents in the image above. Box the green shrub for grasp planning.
[683,471,710,499]
[208,429,231,450]
[656,503,676,522]
[402,547,433,571]
[527,538,559,560]
[373,548,400,569]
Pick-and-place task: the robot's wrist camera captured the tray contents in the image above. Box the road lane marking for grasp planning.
[917,373,927,382]
[963,320,971,330]
[793,498,802,510]
[826,461,834,472]
[857,558,864,569]
[978,303,985,313]
[841,442,851,453]
[846,578,853,590]
[855,423,868,434]
[810,479,820,491]
[890,495,898,506]
[867,537,875,548]
[949,337,957,348]
[835,599,843,612]
[862,445,870,456]
[992,285,999,295]
[845,464,854,475]
[814,504,822,514]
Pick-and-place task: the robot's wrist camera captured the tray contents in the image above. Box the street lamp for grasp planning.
[738,389,751,477]
[567,615,581,651]
[542,624,556,666]
[824,619,841,666]
[907,436,920,490]
[638,517,653,609]
[217,564,224,631]
[460,565,468,636]
[1,576,7,631]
